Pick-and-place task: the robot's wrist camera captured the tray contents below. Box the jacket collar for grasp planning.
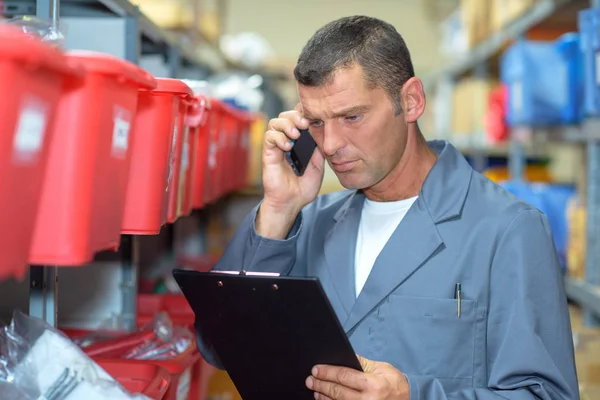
[332,140,472,224]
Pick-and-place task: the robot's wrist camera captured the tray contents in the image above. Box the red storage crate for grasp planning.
[182,95,209,214]
[208,99,227,202]
[137,294,216,400]
[191,96,211,209]
[176,102,196,218]
[122,78,193,235]
[167,85,193,223]
[223,107,238,194]
[238,111,254,190]
[30,51,155,266]
[97,359,171,399]
[0,25,79,280]
[64,327,202,400]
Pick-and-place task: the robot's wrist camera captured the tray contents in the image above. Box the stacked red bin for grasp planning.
[0,24,264,400]
[121,79,193,234]
[0,25,80,280]
[29,51,156,266]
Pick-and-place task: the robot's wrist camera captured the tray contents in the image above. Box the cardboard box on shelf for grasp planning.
[491,0,537,33]
[130,0,195,29]
[461,0,491,48]
[450,78,497,146]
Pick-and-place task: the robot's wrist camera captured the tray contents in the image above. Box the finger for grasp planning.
[264,130,293,152]
[312,365,369,391]
[306,377,361,400]
[313,393,333,400]
[268,117,302,139]
[278,110,311,130]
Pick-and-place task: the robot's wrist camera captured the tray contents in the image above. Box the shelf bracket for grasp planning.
[29,266,58,327]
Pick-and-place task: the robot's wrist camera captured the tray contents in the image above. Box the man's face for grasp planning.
[298,64,407,190]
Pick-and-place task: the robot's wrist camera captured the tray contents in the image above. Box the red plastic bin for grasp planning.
[176,104,196,218]
[97,359,171,399]
[167,84,193,223]
[122,78,193,235]
[207,99,227,202]
[137,294,216,400]
[223,106,238,194]
[181,95,209,214]
[234,109,252,191]
[30,51,155,266]
[65,326,202,400]
[191,96,211,210]
[0,25,79,280]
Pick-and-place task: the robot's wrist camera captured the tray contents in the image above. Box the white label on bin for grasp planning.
[13,97,48,164]
[167,116,179,191]
[208,142,217,170]
[111,107,131,159]
[176,366,192,400]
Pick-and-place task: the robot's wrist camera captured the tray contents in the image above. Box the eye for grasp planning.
[310,120,324,128]
[345,114,361,122]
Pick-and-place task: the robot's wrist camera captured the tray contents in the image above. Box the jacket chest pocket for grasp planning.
[377,295,478,382]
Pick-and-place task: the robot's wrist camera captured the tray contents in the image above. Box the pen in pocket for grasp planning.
[454,283,462,318]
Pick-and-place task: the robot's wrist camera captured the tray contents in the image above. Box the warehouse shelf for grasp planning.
[424,0,577,88]
[0,0,238,331]
[565,277,600,319]
[428,0,600,325]
[3,0,235,73]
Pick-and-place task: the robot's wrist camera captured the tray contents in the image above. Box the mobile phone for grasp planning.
[285,129,317,176]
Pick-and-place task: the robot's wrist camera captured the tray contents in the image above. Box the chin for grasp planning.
[335,172,371,190]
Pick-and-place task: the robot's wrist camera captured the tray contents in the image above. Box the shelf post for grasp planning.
[120,235,139,331]
[28,0,61,328]
[29,266,59,327]
[120,13,141,332]
[36,0,59,27]
[168,46,180,79]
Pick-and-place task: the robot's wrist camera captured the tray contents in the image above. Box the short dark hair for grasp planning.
[294,16,414,115]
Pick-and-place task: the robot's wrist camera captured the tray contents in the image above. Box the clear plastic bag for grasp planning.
[3,15,65,46]
[0,310,150,400]
[72,312,194,361]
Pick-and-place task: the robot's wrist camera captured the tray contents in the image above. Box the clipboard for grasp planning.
[172,269,362,400]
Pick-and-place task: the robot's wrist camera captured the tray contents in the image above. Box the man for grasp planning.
[198,16,579,399]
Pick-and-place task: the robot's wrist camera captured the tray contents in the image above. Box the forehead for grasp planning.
[298,65,377,118]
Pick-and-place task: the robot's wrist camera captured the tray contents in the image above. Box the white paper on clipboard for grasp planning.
[211,270,281,277]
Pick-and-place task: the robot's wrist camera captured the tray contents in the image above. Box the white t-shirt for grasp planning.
[354,196,418,297]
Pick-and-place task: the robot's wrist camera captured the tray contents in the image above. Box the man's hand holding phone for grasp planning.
[256,109,324,240]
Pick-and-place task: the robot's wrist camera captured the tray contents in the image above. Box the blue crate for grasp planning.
[578,8,600,117]
[501,181,576,274]
[501,33,584,127]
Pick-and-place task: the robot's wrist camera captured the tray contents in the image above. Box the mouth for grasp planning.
[331,160,358,173]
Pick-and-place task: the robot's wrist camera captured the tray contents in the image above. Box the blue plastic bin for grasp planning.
[579,8,600,116]
[501,33,584,127]
[500,181,576,273]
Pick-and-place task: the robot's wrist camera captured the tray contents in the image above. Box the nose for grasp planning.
[322,123,345,157]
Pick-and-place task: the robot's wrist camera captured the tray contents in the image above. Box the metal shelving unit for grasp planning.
[428,0,600,325]
[0,0,237,330]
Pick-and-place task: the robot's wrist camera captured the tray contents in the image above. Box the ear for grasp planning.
[401,77,426,123]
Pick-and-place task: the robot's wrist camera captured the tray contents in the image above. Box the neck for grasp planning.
[364,126,437,202]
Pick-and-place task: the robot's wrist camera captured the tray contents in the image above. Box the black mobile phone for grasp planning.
[285,129,317,176]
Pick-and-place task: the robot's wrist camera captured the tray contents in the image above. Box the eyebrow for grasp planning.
[304,105,370,121]
[332,105,370,118]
